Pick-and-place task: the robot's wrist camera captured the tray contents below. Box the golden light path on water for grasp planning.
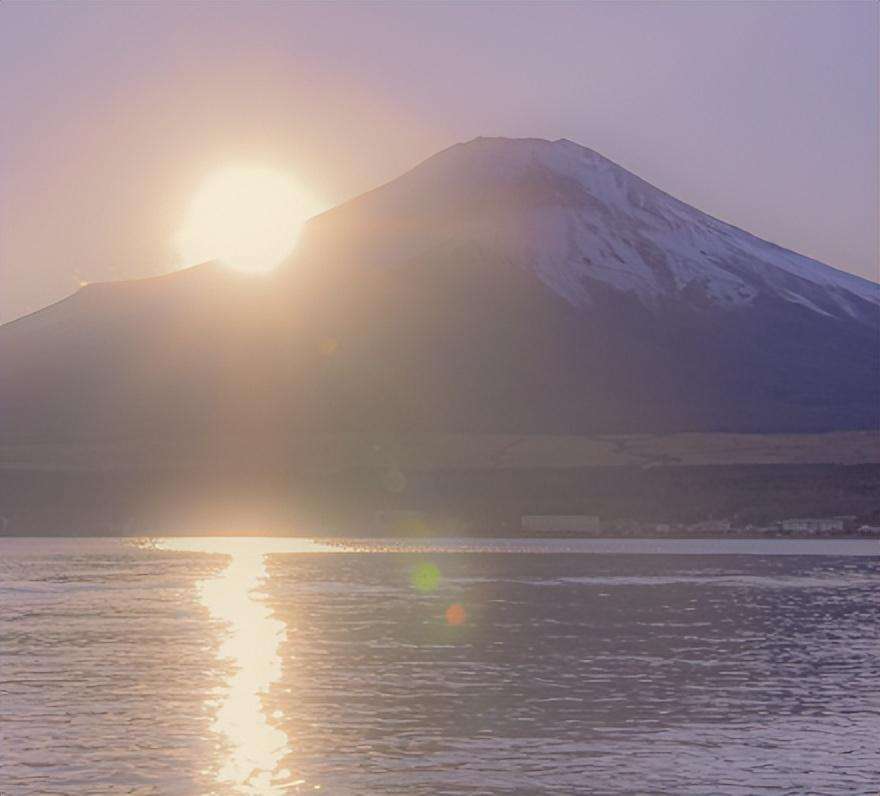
[154,537,336,794]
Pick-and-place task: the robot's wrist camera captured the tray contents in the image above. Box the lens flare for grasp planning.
[410,562,441,592]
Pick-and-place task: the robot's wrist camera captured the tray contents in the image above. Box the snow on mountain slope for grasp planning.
[304,137,878,321]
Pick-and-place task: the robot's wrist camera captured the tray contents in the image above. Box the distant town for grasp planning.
[519,513,880,539]
[368,509,880,539]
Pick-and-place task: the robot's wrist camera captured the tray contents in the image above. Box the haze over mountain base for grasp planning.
[1,432,877,536]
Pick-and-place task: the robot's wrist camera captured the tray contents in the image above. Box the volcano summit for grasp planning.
[2,137,878,444]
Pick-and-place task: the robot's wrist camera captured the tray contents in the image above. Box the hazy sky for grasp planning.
[1,1,877,322]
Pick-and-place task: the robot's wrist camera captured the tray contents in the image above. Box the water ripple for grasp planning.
[1,538,878,794]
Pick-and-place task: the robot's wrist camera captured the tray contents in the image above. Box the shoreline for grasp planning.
[1,531,878,541]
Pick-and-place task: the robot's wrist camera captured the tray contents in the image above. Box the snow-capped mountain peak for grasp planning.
[304,136,879,322]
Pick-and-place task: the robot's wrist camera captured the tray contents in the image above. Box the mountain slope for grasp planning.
[1,137,878,444]
[300,137,878,320]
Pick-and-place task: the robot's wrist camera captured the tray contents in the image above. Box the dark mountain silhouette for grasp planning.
[2,137,878,448]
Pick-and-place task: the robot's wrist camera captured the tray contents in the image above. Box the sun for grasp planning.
[176,166,322,273]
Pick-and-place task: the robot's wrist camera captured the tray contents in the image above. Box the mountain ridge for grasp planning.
[299,136,878,320]
[1,136,877,441]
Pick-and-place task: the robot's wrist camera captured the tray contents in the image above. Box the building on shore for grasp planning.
[521,515,600,534]
[687,519,732,534]
[780,517,847,534]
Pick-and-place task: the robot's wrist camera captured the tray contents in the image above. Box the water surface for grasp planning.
[1,537,878,794]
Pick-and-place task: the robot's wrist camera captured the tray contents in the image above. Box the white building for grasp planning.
[688,519,732,533]
[521,515,600,533]
[781,517,845,533]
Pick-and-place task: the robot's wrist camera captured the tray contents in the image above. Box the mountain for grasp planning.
[2,137,878,447]
[301,137,878,320]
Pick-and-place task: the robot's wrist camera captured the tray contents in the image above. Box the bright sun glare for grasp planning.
[176,167,321,274]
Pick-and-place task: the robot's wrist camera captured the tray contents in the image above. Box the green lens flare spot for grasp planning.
[411,562,441,592]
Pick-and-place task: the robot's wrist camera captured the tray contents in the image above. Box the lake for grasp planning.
[1,537,878,794]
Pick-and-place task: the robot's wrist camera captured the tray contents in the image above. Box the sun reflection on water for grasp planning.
[153,537,334,794]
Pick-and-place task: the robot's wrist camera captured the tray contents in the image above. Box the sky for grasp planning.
[1,0,877,323]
